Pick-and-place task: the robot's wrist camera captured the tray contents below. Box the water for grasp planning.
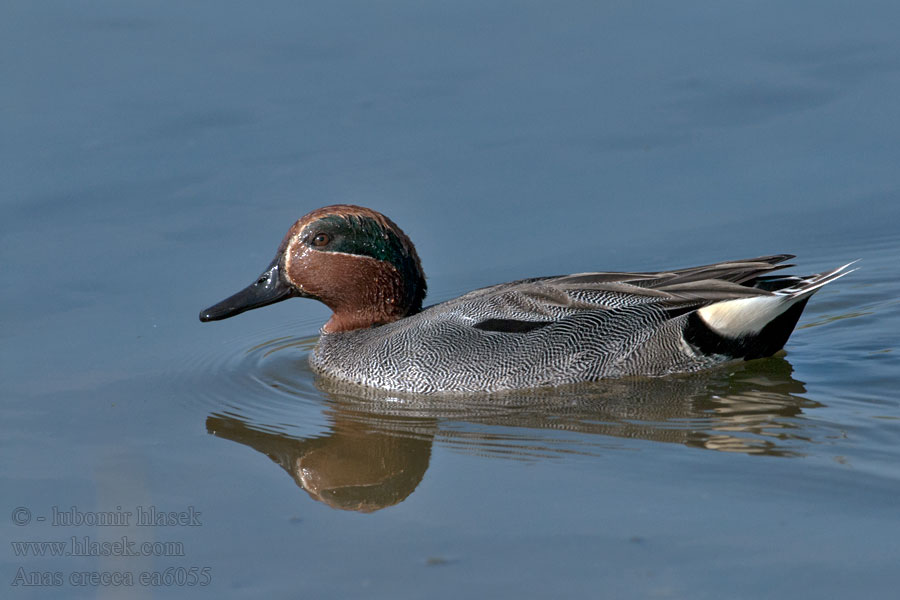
[3,1,900,598]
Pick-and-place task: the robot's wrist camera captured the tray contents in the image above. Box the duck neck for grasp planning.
[317,255,425,334]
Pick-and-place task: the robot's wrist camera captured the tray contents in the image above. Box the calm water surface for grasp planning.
[3,1,900,598]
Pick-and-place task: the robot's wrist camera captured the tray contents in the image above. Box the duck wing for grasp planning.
[461,255,796,331]
[466,256,855,358]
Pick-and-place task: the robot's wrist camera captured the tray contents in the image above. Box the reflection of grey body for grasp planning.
[319,357,815,457]
[207,357,816,512]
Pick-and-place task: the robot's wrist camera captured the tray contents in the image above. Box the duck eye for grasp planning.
[311,233,330,247]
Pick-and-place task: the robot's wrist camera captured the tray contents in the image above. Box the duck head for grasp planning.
[199,205,426,333]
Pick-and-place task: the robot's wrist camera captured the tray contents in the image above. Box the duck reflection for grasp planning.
[207,412,433,512]
[207,356,821,512]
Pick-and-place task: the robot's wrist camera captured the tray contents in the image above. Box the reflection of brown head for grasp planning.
[293,422,432,512]
[206,413,433,513]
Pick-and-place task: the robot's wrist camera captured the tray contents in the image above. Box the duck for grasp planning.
[199,204,853,394]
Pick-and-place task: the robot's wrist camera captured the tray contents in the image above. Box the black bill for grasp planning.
[199,258,298,322]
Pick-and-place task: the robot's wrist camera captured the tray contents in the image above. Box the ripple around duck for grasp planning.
[181,311,845,459]
[181,319,331,440]
[181,233,895,462]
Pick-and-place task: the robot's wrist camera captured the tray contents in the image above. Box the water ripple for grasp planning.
[180,323,328,439]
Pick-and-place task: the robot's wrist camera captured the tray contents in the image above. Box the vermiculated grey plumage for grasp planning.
[310,255,853,393]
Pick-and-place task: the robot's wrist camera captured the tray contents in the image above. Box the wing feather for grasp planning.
[459,256,797,327]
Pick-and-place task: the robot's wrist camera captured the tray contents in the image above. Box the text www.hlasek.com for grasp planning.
[12,536,184,558]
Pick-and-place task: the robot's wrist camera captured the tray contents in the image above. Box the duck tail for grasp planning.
[684,261,857,360]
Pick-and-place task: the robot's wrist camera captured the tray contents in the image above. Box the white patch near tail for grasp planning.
[698,295,792,337]
[698,261,857,338]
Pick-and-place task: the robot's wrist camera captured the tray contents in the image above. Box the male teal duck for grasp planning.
[200,205,852,394]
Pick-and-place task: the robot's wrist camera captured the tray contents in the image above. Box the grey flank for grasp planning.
[310,255,853,394]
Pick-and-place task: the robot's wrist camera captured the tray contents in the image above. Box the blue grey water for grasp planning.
[3,1,900,598]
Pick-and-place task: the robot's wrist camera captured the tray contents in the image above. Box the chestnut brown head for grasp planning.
[200,205,426,333]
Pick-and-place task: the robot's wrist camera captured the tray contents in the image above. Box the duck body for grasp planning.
[200,205,852,394]
[310,262,847,393]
